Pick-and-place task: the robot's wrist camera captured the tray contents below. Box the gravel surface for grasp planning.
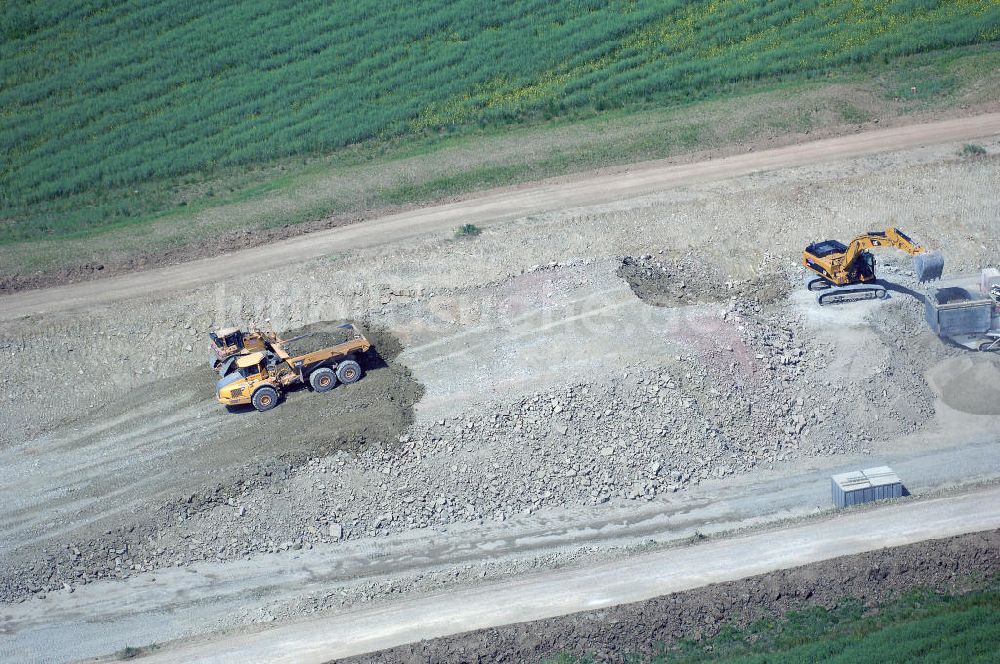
[0,323,423,601]
[928,354,1000,415]
[0,257,955,602]
[0,139,997,619]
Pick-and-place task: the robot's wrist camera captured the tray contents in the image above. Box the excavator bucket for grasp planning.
[913,251,944,282]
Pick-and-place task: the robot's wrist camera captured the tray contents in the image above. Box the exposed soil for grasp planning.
[2,127,999,660]
[618,252,791,307]
[617,253,728,306]
[280,322,359,357]
[3,140,996,607]
[0,322,423,601]
[0,213,365,295]
[337,529,1000,664]
[928,354,1000,415]
[219,322,422,457]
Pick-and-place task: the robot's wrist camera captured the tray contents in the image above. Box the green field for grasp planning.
[1,1,999,266]
[549,577,1000,663]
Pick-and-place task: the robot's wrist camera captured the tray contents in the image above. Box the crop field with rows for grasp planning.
[2,0,999,243]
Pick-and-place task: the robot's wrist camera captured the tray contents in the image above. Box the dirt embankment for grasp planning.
[0,213,368,295]
[617,252,790,307]
[338,529,1000,664]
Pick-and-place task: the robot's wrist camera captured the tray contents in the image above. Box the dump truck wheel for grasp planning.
[251,386,279,411]
[337,360,362,384]
[309,367,337,392]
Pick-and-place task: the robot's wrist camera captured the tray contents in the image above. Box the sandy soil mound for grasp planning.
[927,354,1000,415]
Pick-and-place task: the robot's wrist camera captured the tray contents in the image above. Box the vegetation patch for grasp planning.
[117,643,159,660]
[2,1,998,244]
[454,223,482,238]
[546,576,1000,663]
[961,143,988,156]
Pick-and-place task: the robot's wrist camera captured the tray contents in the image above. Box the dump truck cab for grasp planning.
[216,352,272,408]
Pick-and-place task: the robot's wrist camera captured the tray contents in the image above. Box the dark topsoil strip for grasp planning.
[334,528,1000,664]
[0,213,366,295]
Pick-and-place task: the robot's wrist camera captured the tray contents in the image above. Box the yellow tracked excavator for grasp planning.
[803,227,943,305]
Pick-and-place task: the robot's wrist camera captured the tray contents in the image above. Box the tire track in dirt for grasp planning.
[0,323,424,600]
[127,487,1000,664]
[344,529,1000,664]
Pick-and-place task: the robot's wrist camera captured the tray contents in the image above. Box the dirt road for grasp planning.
[3,438,997,663]
[113,486,1000,663]
[3,112,1000,321]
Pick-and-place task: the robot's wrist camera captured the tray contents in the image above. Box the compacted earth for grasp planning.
[1,131,998,661]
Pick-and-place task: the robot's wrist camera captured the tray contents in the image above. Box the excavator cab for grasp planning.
[804,239,847,258]
[854,251,876,281]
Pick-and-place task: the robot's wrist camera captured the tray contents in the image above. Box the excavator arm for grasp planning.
[841,227,925,267]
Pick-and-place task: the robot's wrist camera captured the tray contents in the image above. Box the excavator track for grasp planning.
[816,284,887,305]
[806,277,832,291]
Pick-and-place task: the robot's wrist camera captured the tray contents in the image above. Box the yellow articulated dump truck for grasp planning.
[216,323,371,412]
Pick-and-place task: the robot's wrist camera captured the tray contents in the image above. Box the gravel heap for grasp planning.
[618,252,791,307]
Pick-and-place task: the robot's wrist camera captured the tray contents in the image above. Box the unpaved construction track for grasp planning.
[343,528,1000,664]
[3,442,998,663]
[1,114,999,663]
[106,488,1000,663]
[3,112,1000,321]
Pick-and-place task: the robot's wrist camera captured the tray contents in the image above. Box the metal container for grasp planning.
[831,466,902,508]
[924,287,992,336]
[924,274,996,340]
